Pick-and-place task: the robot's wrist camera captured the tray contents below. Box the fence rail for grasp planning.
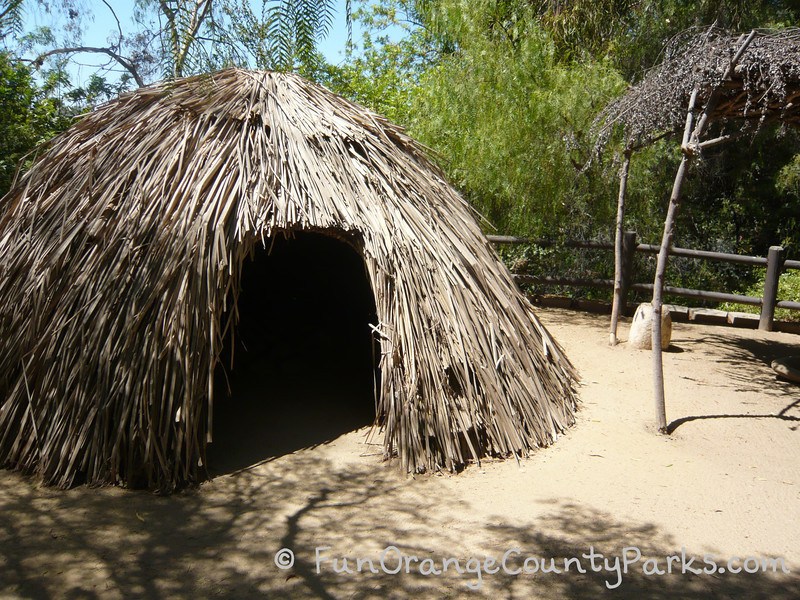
[487,232,799,331]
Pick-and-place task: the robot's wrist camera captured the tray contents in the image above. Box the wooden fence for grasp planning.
[487,231,800,332]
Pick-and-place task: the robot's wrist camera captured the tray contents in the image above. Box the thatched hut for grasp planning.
[0,68,578,491]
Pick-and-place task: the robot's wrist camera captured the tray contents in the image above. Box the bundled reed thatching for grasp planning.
[594,27,800,150]
[0,69,578,491]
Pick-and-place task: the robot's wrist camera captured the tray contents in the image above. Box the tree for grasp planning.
[6,0,349,88]
[403,1,625,237]
[327,0,800,310]
[0,52,72,196]
[0,0,354,201]
[0,0,23,40]
[509,1,800,81]
[219,0,345,73]
[8,0,152,87]
[319,1,428,124]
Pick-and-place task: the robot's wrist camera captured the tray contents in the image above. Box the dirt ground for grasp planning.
[0,307,798,599]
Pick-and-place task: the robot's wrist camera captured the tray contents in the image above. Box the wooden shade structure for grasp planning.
[594,28,800,429]
[0,69,578,491]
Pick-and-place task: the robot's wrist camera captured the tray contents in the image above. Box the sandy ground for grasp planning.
[0,307,798,599]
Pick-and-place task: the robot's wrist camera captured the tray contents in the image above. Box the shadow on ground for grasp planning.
[668,332,800,433]
[0,455,796,599]
[674,333,799,396]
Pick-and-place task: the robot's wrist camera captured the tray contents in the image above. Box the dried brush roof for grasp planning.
[0,68,578,491]
[594,27,800,150]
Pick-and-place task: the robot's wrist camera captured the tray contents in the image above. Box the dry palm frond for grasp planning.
[593,27,800,151]
[0,69,578,492]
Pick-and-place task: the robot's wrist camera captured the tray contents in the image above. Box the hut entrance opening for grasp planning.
[208,231,380,473]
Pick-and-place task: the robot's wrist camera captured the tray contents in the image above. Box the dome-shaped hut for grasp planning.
[0,69,578,491]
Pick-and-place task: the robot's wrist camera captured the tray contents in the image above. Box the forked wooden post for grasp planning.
[651,30,756,433]
[651,157,691,432]
[651,86,697,432]
[759,246,785,331]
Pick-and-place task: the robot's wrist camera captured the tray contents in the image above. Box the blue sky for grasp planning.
[89,0,359,62]
[23,0,377,86]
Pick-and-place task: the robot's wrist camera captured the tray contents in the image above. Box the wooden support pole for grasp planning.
[759,246,785,331]
[651,30,756,434]
[620,231,637,309]
[698,134,733,150]
[651,155,691,433]
[610,150,632,345]
[651,87,698,433]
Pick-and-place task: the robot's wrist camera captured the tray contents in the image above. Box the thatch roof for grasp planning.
[0,68,578,491]
[594,28,800,150]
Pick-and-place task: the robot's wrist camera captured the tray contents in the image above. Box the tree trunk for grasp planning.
[651,155,690,432]
[651,88,698,432]
[610,150,632,345]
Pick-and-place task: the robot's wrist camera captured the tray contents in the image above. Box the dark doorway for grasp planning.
[208,231,380,474]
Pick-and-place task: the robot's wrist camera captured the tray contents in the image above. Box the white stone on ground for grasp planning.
[628,302,672,350]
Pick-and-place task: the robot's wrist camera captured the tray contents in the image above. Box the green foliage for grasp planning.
[609,129,800,303]
[65,73,132,106]
[721,269,800,322]
[4,1,349,86]
[319,2,425,124]
[681,128,800,254]
[490,1,800,81]
[406,2,626,238]
[535,0,643,63]
[0,0,24,40]
[776,151,800,205]
[0,52,72,197]
[219,0,344,73]
[319,44,414,124]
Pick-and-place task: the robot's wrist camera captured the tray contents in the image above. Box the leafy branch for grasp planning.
[31,46,145,87]
[0,0,24,40]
